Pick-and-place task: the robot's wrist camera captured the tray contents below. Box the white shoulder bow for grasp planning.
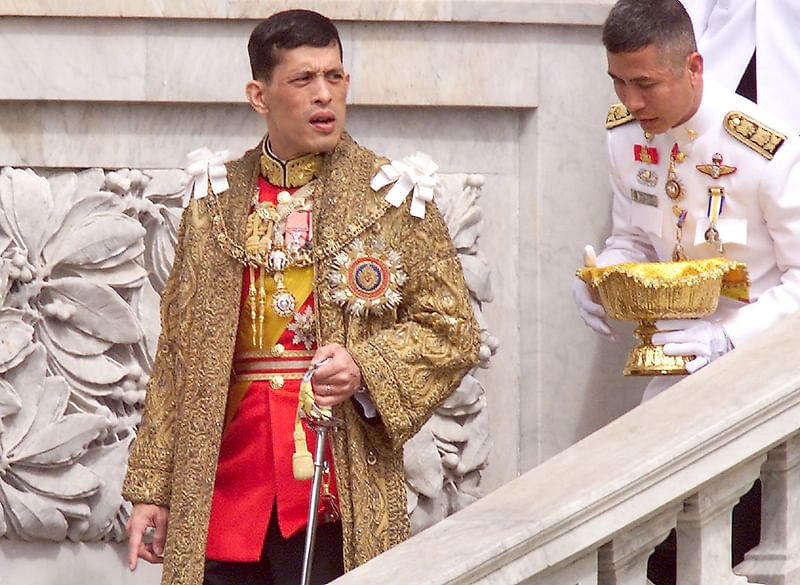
[370,152,439,219]
[182,147,230,208]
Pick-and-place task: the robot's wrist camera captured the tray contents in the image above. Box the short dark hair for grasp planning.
[247,10,343,81]
[602,0,697,70]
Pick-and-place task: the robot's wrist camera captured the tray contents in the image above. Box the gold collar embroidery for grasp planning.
[260,138,322,188]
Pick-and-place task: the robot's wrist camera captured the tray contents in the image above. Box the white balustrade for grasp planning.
[599,506,680,585]
[330,310,800,585]
[676,459,764,585]
[737,435,800,585]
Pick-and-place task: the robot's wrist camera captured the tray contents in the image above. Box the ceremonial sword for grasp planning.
[298,359,343,585]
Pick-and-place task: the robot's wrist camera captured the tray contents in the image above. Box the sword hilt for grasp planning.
[299,359,344,428]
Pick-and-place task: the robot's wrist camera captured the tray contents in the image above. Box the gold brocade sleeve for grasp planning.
[122,202,200,506]
[346,198,480,450]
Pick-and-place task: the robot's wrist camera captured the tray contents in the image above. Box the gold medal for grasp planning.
[270,270,296,317]
[665,143,685,201]
[704,226,720,243]
[665,175,683,200]
[271,288,296,318]
[705,187,726,254]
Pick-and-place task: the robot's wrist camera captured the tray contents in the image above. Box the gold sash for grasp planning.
[224,265,315,427]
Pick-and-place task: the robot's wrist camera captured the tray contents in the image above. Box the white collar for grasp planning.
[667,80,721,150]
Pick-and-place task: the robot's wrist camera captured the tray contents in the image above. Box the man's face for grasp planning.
[607,44,702,135]
[249,42,349,160]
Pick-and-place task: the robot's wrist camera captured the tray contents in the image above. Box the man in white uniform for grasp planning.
[680,0,800,133]
[574,2,800,581]
[574,0,800,402]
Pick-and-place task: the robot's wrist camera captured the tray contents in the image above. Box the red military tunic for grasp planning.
[205,176,338,562]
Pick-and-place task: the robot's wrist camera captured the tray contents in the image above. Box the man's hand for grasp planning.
[127,503,169,571]
[574,244,619,340]
[653,319,732,373]
[573,279,618,339]
[311,343,363,408]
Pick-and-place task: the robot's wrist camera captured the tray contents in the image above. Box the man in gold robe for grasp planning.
[122,9,479,585]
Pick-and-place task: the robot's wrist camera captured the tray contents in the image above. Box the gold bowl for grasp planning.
[577,258,748,375]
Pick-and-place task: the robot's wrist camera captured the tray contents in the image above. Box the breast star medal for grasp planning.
[329,238,407,316]
[288,306,316,350]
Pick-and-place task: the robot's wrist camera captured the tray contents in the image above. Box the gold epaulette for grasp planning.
[606,103,635,129]
[724,111,786,160]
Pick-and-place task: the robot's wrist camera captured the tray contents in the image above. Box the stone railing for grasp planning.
[331,310,800,585]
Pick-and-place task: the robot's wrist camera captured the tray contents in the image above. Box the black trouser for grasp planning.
[204,514,344,585]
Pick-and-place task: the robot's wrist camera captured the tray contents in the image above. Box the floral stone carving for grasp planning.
[0,167,151,541]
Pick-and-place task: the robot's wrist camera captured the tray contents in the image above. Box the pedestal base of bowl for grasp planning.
[623,320,691,376]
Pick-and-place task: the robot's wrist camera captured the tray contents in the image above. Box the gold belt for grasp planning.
[232,349,314,384]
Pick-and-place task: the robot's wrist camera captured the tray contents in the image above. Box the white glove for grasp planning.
[573,279,616,338]
[573,245,618,339]
[652,319,732,373]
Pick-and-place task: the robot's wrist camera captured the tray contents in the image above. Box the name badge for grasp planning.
[630,188,658,208]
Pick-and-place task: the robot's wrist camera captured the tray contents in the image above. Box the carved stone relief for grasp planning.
[406,174,498,534]
[0,165,496,542]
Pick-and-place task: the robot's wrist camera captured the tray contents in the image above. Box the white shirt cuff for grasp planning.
[353,387,378,419]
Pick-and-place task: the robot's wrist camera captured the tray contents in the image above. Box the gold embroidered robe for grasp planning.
[122,133,480,585]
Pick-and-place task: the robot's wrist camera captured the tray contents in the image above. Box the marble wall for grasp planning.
[0,0,651,581]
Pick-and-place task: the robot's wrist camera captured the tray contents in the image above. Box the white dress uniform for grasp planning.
[599,80,800,364]
[680,0,800,133]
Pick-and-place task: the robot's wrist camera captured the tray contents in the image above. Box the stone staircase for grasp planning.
[331,311,800,585]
